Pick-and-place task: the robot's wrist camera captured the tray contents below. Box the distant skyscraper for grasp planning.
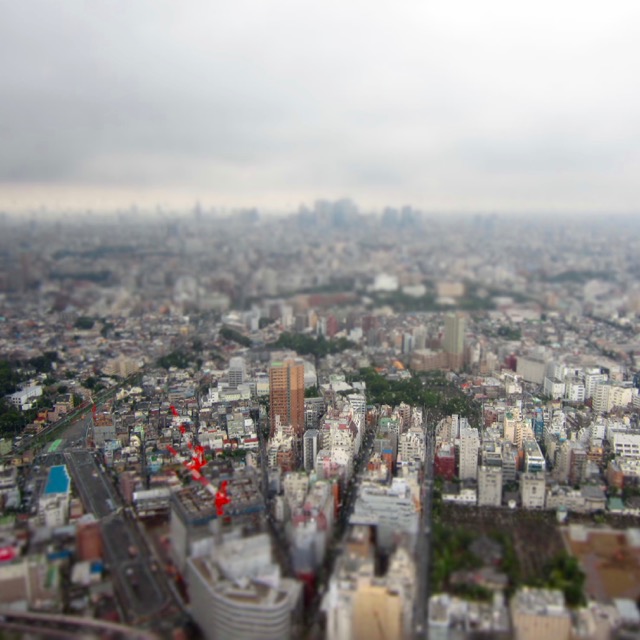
[444,313,465,370]
[269,359,305,438]
[444,313,465,355]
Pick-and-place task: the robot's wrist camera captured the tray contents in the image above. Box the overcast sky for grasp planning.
[1,0,639,214]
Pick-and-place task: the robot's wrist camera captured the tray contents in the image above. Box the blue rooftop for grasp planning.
[44,465,70,495]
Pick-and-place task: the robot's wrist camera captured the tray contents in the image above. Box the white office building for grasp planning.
[477,465,502,507]
[187,533,302,640]
[458,426,480,481]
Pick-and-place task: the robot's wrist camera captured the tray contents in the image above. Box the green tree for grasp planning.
[0,399,26,435]
[157,350,191,370]
[219,326,252,347]
[74,316,95,330]
[540,553,586,607]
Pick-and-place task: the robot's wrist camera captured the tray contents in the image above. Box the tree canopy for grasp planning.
[269,333,355,358]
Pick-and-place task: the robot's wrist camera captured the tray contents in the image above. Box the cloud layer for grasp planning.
[1,0,639,212]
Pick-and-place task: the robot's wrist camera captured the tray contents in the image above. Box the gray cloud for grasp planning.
[1,0,640,211]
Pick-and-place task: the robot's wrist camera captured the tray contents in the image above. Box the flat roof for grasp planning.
[44,465,70,495]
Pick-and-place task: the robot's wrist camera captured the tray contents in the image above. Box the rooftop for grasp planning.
[43,465,70,496]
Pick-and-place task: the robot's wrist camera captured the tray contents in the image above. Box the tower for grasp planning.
[228,356,246,388]
[269,359,305,438]
[444,313,465,370]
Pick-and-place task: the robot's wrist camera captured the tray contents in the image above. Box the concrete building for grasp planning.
[429,593,511,640]
[288,480,335,576]
[38,465,71,528]
[103,355,140,378]
[516,357,546,385]
[524,439,545,474]
[323,528,416,640]
[443,313,465,370]
[612,431,640,458]
[593,382,637,414]
[350,478,420,552]
[304,397,326,431]
[543,377,565,400]
[520,473,546,509]
[268,420,296,473]
[545,485,606,514]
[6,384,43,410]
[228,356,246,388]
[434,444,456,480]
[398,426,425,464]
[187,532,302,640]
[564,378,586,403]
[93,413,116,446]
[170,485,219,572]
[510,588,571,640]
[458,426,480,481]
[269,359,305,438]
[478,464,502,507]
[410,349,449,372]
[502,442,519,483]
[481,440,503,468]
[76,514,103,561]
[303,429,319,472]
[0,555,62,611]
[585,371,608,400]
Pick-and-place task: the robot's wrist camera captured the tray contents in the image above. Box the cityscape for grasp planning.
[1,206,640,639]
[2,1,640,638]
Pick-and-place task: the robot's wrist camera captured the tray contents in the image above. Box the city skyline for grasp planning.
[2,1,640,214]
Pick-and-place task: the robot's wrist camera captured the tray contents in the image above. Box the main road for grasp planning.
[414,409,436,640]
[65,450,187,635]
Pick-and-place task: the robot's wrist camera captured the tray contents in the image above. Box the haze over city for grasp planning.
[2,0,640,213]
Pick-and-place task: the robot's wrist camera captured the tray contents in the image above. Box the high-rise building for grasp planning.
[458,426,480,481]
[228,356,246,388]
[303,429,319,472]
[585,370,608,400]
[520,473,546,509]
[443,313,465,370]
[304,397,326,432]
[38,465,71,528]
[477,464,502,507]
[269,359,305,438]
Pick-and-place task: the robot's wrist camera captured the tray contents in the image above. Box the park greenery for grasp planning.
[496,325,522,341]
[529,553,586,607]
[431,522,483,593]
[219,326,252,347]
[82,376,107,392]
[355,368,480,421]
[73,316,96,330]
[0,355,65,435]
[269,333,355,358]
[157,349,192,370]
[430,478,522,600]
